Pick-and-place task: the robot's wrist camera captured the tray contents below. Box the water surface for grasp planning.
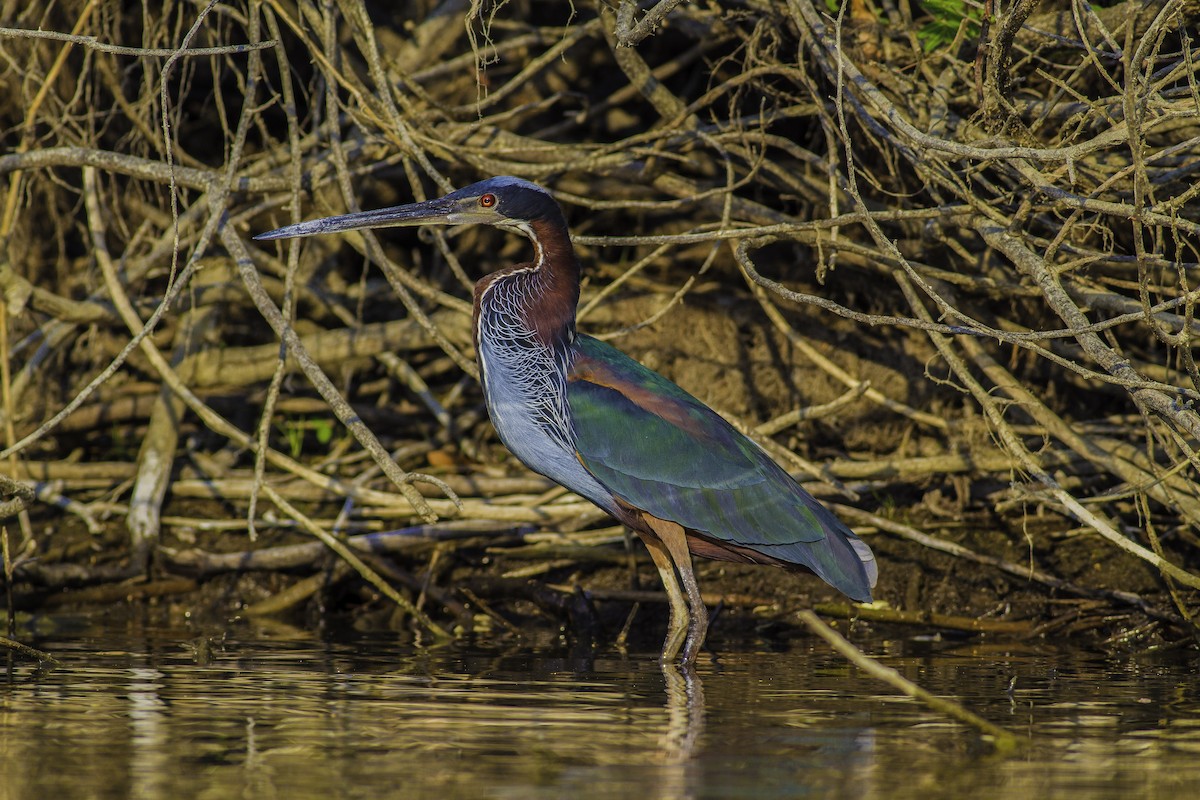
[3,617,1198,799]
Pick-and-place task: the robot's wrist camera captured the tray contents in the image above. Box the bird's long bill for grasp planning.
[253,197,455,241]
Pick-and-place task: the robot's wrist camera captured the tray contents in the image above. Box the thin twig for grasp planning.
[798,611,1024,752]
[262,486,452,639]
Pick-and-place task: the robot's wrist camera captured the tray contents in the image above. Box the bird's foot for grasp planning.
[678,601,709,665]
[660,608,689,663]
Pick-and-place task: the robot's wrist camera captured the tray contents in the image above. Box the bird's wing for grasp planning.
[566,335,876,601]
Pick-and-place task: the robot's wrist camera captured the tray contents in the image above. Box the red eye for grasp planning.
[479,193,497,208]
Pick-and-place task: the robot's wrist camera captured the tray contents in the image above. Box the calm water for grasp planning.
[2,616,1198,799]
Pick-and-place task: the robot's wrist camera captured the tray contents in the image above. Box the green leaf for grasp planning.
[917,0,981,52]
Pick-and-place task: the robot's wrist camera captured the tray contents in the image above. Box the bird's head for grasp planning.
[254,176,561,241]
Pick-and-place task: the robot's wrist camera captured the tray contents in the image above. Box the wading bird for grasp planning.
[256,177,877,663]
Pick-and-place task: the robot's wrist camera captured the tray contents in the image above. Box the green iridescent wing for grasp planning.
[566,335,875,602]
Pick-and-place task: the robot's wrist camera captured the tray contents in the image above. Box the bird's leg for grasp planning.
[643,515,709,665]
[640,534,690,662]
[660,523,709,664]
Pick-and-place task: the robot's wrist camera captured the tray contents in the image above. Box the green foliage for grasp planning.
[819,0,980,52]
[276,416,336,459]
[917,0,981,51]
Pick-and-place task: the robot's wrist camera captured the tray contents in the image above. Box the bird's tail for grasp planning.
[803,523,876,603]
[762,510,876,603]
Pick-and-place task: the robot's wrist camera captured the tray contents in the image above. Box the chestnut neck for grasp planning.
[473,215,580,348]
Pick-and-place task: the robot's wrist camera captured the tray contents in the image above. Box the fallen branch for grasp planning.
[798,610,1024,752]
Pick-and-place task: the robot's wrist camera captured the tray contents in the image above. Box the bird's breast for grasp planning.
[476,307,616,515]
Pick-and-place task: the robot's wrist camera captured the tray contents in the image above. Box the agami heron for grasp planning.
[256,177,877,663]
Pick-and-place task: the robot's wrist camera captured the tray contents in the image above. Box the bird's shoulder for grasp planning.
[567,335,726,436]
